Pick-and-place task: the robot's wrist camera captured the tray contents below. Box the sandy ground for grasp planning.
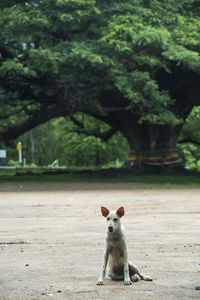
[0,183,200,300]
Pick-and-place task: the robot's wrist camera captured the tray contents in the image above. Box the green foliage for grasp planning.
[1,0,200,129]
[52,116,128,166]
[0,0,200,167]
[178,107,200,170]
[180,107,200,142]
[8,159,21,167]
[11,114,129,167]
[98,1,200,122]
[179,143,200,170]
[139,111,183,126]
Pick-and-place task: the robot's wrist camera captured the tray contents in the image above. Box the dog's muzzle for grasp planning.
[108,226,114,233]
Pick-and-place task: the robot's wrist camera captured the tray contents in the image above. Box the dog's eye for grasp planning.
[113,218,118,222]
[107,217,110,221]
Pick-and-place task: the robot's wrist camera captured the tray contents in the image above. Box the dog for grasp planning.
[97,206,153,285]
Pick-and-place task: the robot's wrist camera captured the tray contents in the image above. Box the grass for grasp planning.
[0,168,199,188]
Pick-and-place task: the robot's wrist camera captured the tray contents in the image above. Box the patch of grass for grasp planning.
[0,168,199,188]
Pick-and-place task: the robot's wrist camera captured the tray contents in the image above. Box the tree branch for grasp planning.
[66,126,117,142]
[0,102,35,120]
[69,115,84,129]
[0,103,70,141]
[178,139,200,146]
[68,113,117,141]
[97,104,136,113]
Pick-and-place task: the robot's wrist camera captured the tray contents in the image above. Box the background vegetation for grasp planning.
[6,114,129,167]
[0,0,200,173]
[3,106,200,171]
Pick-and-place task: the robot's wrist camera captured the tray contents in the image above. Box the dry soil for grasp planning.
[0,183,200,300]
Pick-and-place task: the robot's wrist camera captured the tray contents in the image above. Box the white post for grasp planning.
[19,150,22,164]
[17,142,22,165]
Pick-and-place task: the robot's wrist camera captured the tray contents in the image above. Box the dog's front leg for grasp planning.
[123,249,132,285]
[97,245,109,285]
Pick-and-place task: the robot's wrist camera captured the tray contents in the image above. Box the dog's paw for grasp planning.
[124,279,132,285]
[96,280,104,285]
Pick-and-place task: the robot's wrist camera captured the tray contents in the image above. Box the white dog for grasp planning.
[97,206,152,285]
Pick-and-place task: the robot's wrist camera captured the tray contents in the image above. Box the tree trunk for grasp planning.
[122,123,181,151]
[121,122,184,173]
[30,131,35,164]
[45,122,54,163]
[95,148,100,166]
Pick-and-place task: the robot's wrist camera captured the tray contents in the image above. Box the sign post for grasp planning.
[17,142,22,165]
[0,150,6,166]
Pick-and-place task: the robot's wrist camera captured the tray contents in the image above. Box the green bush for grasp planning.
[8,159,20,167]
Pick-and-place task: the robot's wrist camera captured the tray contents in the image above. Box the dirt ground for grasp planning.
[0,183,200,300]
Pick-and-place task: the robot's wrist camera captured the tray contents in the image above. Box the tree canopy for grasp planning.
[0,0,200,155]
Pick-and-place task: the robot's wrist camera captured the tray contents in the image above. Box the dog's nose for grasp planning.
[108,226,113,232]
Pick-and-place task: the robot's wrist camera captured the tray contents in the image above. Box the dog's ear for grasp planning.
[101,207,110,217]
[116,207,124,218]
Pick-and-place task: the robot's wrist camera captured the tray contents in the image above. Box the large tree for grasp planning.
[1,0,200,168]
